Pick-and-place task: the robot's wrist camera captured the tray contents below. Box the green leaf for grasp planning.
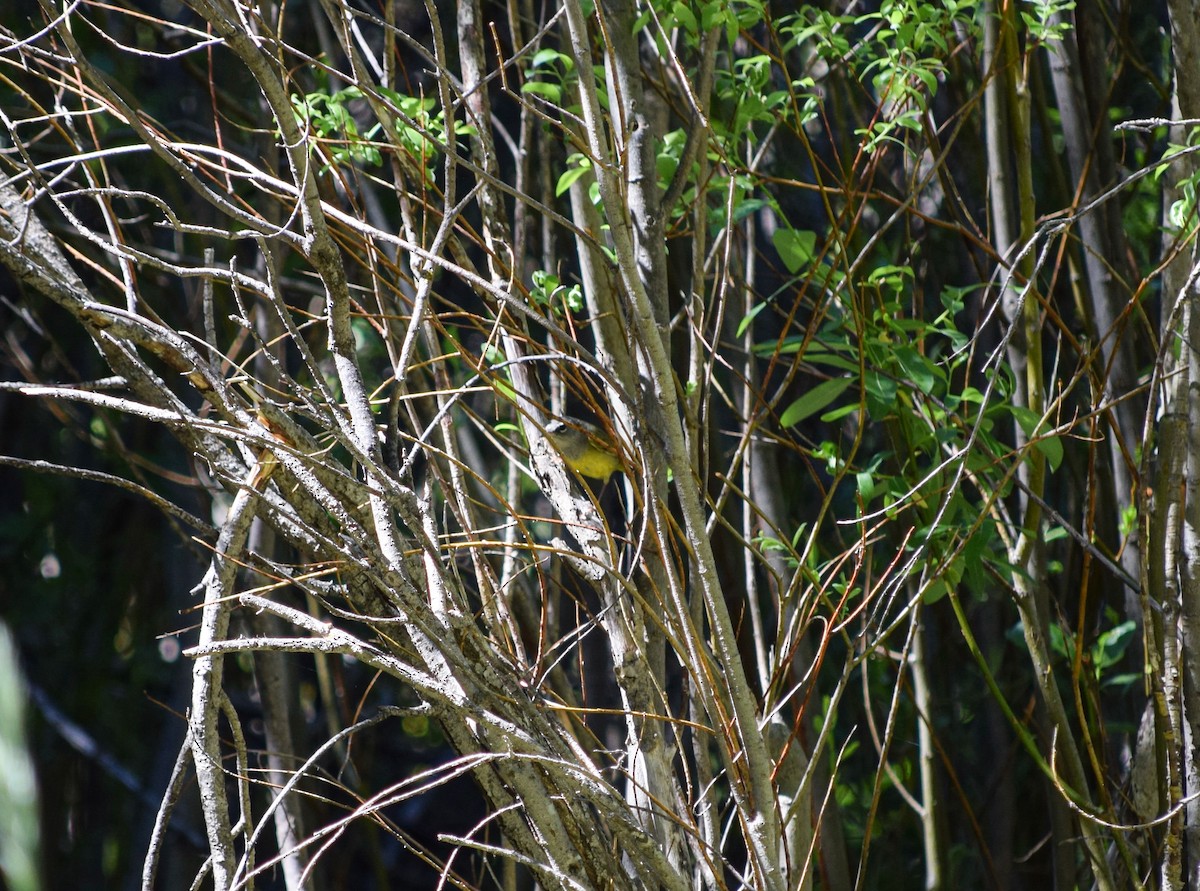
[773,228,817,273]
[674,1,698,33]
[1047,622,1072,660]
[494,379,518,405]
[522,81,563,102]
[1010,405,1064,471]
[556,162,591,196]
[922,579,950,604]
[856,470,877,503]
[737,301,768,337]
[863,370,897,418]
[806,352,860,372]
[1043,525,1069,542]
[530,48,566,68]
[1008,405,1065,470]
[1093,621,1137,671]
[893,345,938,395]
[961,519,993,595]
[1008,405,1036,432]
[1035,435,1063,471]
[656,153,679,183]
[1101,671,1141,690]
[820,402,859,423]
[731,198,768,224]
[780,378,853,427]
[1119,503,1138,537]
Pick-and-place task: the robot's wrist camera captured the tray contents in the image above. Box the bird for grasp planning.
[544,416,623,482]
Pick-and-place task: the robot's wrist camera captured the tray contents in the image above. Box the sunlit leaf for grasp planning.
[780,378,853,427]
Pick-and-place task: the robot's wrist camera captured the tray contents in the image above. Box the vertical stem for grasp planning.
[1166,3,1200,883]
[191,467,268,891]
[1157,412,1187,889]
[991,4,1116,887]
[911,614,943,891]
[560,2,784,886]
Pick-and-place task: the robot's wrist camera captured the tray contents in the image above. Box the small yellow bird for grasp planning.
[544,417,623,482]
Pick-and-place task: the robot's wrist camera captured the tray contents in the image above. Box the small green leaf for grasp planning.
[961,520,993,595]
[656,153,679,183]
[820,402,859,423]
[1101,671,1140,690]
[494,379,518,405]
[530,48,566,68]
[780,378,853,427]
[857,470,876,502]
[773,228,817,273]
[863,370,897,418]
[922,580,949,604]
[522,81,563,102]
[893,345,938,395]
[1047,622,1072,660]
[803,350,859,372]
[555,163,591,196]
[1010,405,1063,470]
[1093,621,1137,670]
[737,301,768,337]
[674,1,698,33]
[1119,503,1138,537]
[731,198,767,224]
[1036,435,1063,471]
